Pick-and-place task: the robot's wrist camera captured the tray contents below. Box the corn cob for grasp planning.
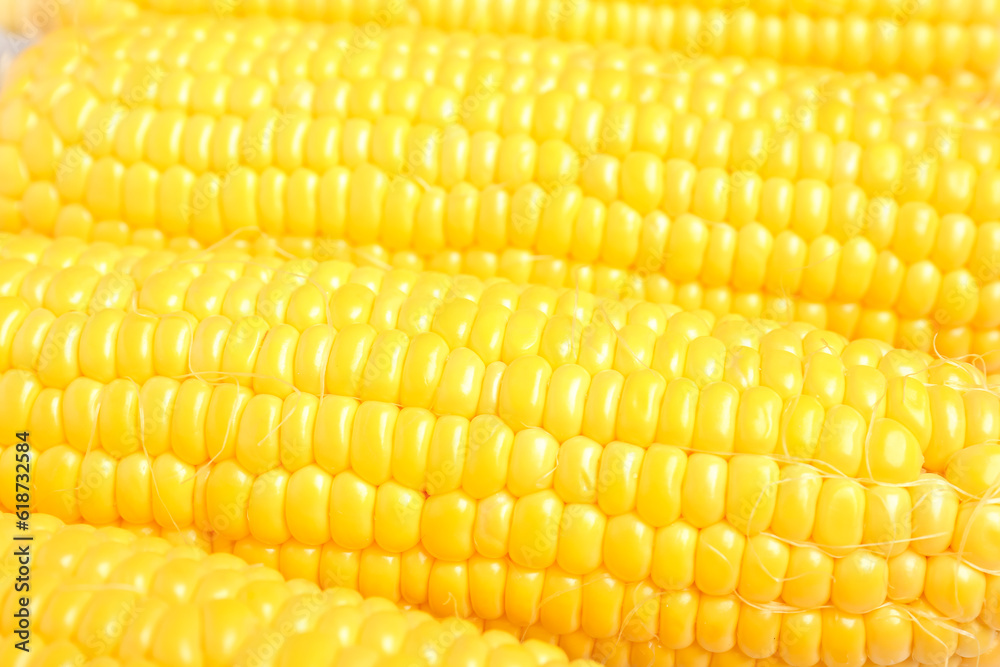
[0,234,830,371]
[4,13,998,232]
[6,18,1000,366]
[7,381,999,591]
[0,513,599,667]
[0,242,992,444]
[9,24,999,236]
[6,436,1000,664]
[3,234,1000,379]
[8,225,1000,374]
[409,0,1000,77]
[7,230,1000,373]
[2,252,997,484]
[15,21,994,151]
[8,228,1000,377]
[4,243,1000,637]
[5,504,999,667]
[3,319,998,638]
[4,278,999,477]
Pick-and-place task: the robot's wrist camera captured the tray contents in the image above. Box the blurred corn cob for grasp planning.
[4,223,1000,367]
[409,0,1000,78]
[3,10,1000,366]
[0,512,601,667]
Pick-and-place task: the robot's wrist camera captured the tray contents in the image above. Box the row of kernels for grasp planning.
[0,272,685,390]
[4,512,999,663]
[10,600,1000,667]
[21,41,999,170]
[23,208,210,253]
[0,363,507,468]
[4,239,997,369]
[24,151,998,334]
[84,20,542,88]
[388,246,1000,370]
[8,442,991,627]
[33,156,995,333]
[557,615,1000,667]
[0,271,666,390]
[568,0,1000,23]
[0,363,767,492]
[123,0,871,28]
[50,517,993,667]
[138,262,694,368]
[0,235,381,297]
[36,21,998,133]
[818,304,1000,369]
[9,84,1000,230]
[88,17,390,72]
[64,8,989,105]
[0,384,779,530]
[137,260,439,327]
[304,241,1000,367]
[0,522,284,612]
[37,21,772,109]
[0,249,375,323]
[35,34,674,122]
[86,233,1000,356]
[6,318,820,459]
[87,44,1000,155]
[430,223,995,338]
[5,516,681,662]
[3,302,988,470]
[7,404,951,583]
[47,63,976,169]
[2,517,583,667]
[4,266,991,393]
[0,236,275,304]
[2,264,138,315]
[413,0,1000,76]
[0,223,674,318]
[0,301,599,397]
[337,550,996,660]
[17,83,1000,221]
